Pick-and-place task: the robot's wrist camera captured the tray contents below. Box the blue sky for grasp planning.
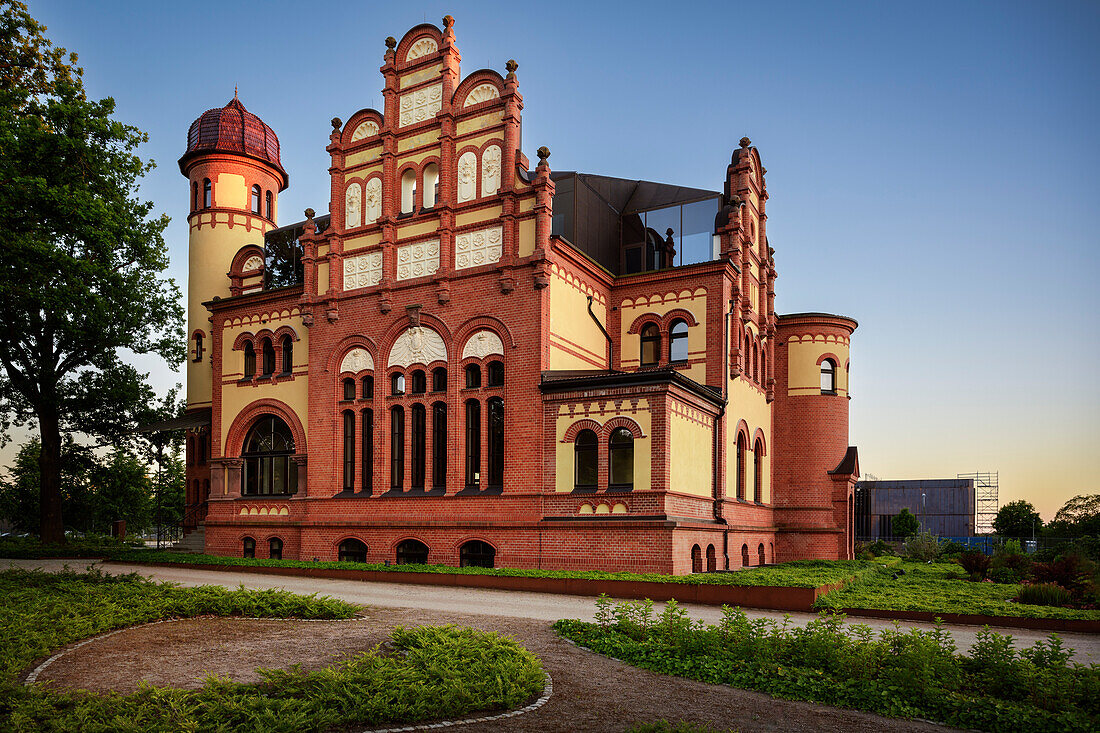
[23,0,1100,519]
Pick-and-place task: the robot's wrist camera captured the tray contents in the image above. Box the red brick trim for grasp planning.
[326,335,379,375]
[561,419,602,443]
[626,313,664,335]
[733,418,751,443]
[816,352,841,366]
[661,308,699,329]
[453,315,516,351]
[394,24,443,70]
[224,398,307,457]
[341,108,384,149]
[602,416,646,439]
[232,332,255,351]
[752,428,767,455]
[454,70,506,111]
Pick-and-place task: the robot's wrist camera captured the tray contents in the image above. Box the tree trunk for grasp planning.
[38,406,65,544]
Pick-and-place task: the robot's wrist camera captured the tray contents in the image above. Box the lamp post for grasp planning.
[921,492,926,534]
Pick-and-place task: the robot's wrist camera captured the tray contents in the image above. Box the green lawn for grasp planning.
[0,568,544,732]
[815,561,1100,620]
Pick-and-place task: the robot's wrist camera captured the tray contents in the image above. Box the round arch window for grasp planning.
[460,540,496,568]
[338,538,367,563]
[396,539,429,565]
[242,416,298,496]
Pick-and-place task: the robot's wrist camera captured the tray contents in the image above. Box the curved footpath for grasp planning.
[6,558,1096,661]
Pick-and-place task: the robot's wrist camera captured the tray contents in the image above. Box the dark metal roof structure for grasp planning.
[179,96,287,185]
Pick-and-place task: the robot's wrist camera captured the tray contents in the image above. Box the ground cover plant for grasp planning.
[556,597,1100,732]
[814,561,1100,620]
[0,568,544,732]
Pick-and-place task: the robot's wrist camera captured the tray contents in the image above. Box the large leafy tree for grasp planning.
[891,508,920,538]
[993,500,1042,539]
[1047,494,1100,537]
[0,2,183,542]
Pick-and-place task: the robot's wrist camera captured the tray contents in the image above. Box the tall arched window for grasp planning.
[251,185,261,214]
[361,409,373,494]
[342,410,355,491]
[460,540,495,568]
[396,539,429,565]
[191,182,198,211]
[342,377,356,401]
[261,338,275,377]
[242,416,298,496]
[608,428,634,490]
[400,169,416,214]
[464,399,480,489]
[432,367,447,392]
[391,372,405,395]
[243,342,256,378]
[669,320,689,362]
[361,375,374,399]
[736,433,747,501]
[410,370,426,394]
[574,429,598,491]
[691,544,702,573]
[742,543,750,567]
[465,364,481,388]
[706,544,716,572]
[269,537,283,560]
[487,397,504,490]
[203,178,211,208]
[758,543,766,566]
[744,333,752,379]
[422,163,439,208]
[280,335,293,374]
[193,332,204,363]
[640,324,660,366]
[432,402,447,490]
[265,190,273,220]
[338,538,367,562]
[761,346,768,385]
[390,406,404,490]
[243,537,256,558]
[820,359,837,394]
[411,404,426,490]
[753,439,763,502]
[487,361,504,387]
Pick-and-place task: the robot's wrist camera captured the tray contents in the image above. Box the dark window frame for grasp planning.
[431,367,447,392]
[243,537,256,558]
[669,319,689,363]
[280,335,293,374]
[390,406,404,490]
[361,375,374,399]
[411,403,426,489]
[342,377,356,401]
[338,538,367,563]
[396,538,429,565]
[820,359,837,395]
[640,323,661,366]
[432,402,447,490]
[361,408,373,494]
[486,360,504,387]
[251,184,262,214]
[243,342,256,378]
[487,397,504,490]
[241,415,298,496]
[459,540,495,568]
[391,372,405,396]
[608,428,634,490]
[269,537,283,560]
[203,178,212,208]
[573,429,598,491]
[464,398,480,489]
[261,338,275,377]
[410,369,427,394]
[342,410,355,491]
[464,363,481,389]
[265,190,273,220]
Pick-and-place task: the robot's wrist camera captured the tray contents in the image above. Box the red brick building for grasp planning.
[178,17,858,574]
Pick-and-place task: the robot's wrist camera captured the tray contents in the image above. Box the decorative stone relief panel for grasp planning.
[242,255,264,271]
[396,239,440,281]
[364,178,382,225]
[461,330,504,359]
[405,38,438,61]
[463,83,500,107]
[481,145,501,197]
[350,120,378,141]
[454,226,503,270]
[388,326,447,368]
[345,182,362,229]
[340,348,374,374]
[343,251,382,291]
[457,151,477,202]
[399,84,442,127]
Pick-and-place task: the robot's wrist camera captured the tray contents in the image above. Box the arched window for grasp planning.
[573,429,598,491]
[820,359,837,394]
[265,190,273,220]
[390,406,404,490]
[422,163,439,208]
[243,342,256,378]
[487,361,504,387]
[411,404,426,490]
[191,182,198,211]
[487,397,504,490]
[608,428,634,490]
[342,410,355,491]
[464,399,480,489]
[410,370,426,394]
[338,538,367,563]
[460,540,495,568]
[342,377,356,401]
[432,402,447,490]
[753,439,763,503]
[361,375,374,399]
[465,364,481,388]
[396,539,429,565]
[760,346,768,385]
[744,333,751,379]
[400,168,416,214]
[203,178,212,208]
[640,324,660,366]
[669,320,689,362]
[753,342,759,383]
[261,338,275,376]
[706,544,716,572]
[280,335,293,374]
[741,543,750,567]
[198,432,208,464]
[432,367,447,392]
[251,185,261,214]
[193,332,204,362]
[242,537,255,558]
[361,409,373,494]
[269,537,283,560]
[391,372,405,395]
[758,543,766,566]
[242,416,298,496]
[691,544,702,573]
[736,433,747,501]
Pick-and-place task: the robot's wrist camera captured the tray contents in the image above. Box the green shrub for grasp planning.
[1016,583,1073,607]
[903,532,942,562]
[865,539,895,557]
[959,550,992,581]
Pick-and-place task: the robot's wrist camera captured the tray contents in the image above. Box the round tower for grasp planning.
[178,95,289,413]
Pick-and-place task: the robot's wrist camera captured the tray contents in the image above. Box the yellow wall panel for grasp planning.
[456,112,500,136]
[669,401,713,497]
[400,64,442,89]
[549,269,608,370]
[456,206,502,227]
[518,218,536,257]
[216,173,246,209]
[787,337,850,397]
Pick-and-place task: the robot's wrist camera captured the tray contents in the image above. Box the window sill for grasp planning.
[607,485,634,493]
[571,487,598,494]
[240,493,298,499]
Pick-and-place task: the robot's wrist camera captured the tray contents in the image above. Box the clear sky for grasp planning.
[19,0,1100,520]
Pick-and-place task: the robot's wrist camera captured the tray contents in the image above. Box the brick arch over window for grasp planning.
[341,108,383,147]
[379,313,453,361]
[224,398,306,458]
[732,418,751,445]
[752,428,767,455]
[395,24,443,68]
[453,71,505,110]
[561,419,603,444]
[272,325,299,343]
[602,416,646,439]
[454,315,517,351]
[626,313,664,335]
[324,335,379,374]
[230,245,265,275]
[232,332,257,352]
[816,352,842,367]
[660,308,700,330]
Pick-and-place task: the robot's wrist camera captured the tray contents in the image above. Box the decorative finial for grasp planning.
[304,208,315,220]
[505,59,518,78]
[537,146,550,165]
[234,85,238,100]
[739,137,751,149]
[442,14,454,28]
[385,36,397,49]
[331,117,342,131]
[666,228,675,238]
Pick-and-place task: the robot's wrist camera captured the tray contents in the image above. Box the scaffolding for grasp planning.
[958,471,999,535]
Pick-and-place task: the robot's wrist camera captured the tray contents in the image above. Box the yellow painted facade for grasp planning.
[345,149,382,169]
[725,375,771,503]
[668,399,714,497]
[343,233,383,253]
[618,289,707,381]
[396,220,441,241]
[216,173,247,210]
[397,130,440,153]
[553,401,652,493]
[399,64,442,89]
[456,112,501,136]
[548,266,608,370]
[517,218,535,257]
[456,205,502,228]
[786,335,850,397]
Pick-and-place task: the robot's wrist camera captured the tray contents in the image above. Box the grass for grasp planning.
[0,568,544,732]
[815,561,1100,620]
[557,596,1100,733]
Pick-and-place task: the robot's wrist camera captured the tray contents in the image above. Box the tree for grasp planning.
[891,508,919,538]
[89,450,152,533]
[993,500,1042,539]
[0,437,95,534]
[1047,494,1100,537]
[0,2,183,542]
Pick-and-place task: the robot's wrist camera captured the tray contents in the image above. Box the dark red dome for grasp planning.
[179,96,287,185]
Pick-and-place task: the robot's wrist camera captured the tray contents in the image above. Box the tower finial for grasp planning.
[234,85,238,100]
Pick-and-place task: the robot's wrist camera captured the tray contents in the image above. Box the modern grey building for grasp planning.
[854,479,976,539]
